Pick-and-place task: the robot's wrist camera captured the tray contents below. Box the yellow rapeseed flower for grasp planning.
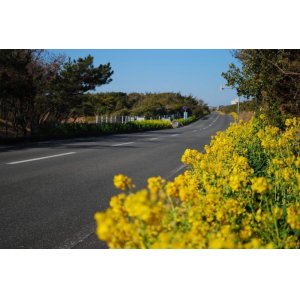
[229,175,240,192]
[94,115,300,249]
[259,114,266,120]
[251,177,269,194]
[287,203,300,230]
[166,181,178,198]
[113,174,135,191]
[148,176,166,193]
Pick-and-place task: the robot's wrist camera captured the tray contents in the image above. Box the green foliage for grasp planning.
[175,116,197,126]
[84,92,209,119]
[0,50,113,137]
[0,50,46,135]
[84,92,130,116]
[130,120,172,130]
[219,99,257,114]
[48,55,113,122]
[38,119,172,139]
[222,50,300,125]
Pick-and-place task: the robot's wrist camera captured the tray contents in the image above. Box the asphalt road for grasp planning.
[0,112,232,249]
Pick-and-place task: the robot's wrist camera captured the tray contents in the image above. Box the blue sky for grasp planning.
[49,49,239,107]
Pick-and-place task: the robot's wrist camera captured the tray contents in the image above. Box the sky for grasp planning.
[48,49,240,107]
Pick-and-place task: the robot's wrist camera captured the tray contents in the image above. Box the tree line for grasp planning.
[0,50,208,138]
[222,49,300,126]
[84,92,209,119]
[0,50,113,137]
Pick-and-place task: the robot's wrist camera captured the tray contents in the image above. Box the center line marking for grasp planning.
[6,152,76,165]
[111,142,135,147]
[149,137,159,141]
[171,134,179,137]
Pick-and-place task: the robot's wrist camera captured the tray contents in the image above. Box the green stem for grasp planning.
[266,195,281,247]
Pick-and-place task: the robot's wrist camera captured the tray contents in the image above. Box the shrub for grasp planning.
[130,120,172,131]
[175,116,197,126]
[38,119,172,139]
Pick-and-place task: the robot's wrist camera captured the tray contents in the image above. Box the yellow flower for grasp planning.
[240,225,252,240]
[287,203,300,230]
[110,194,126,213]
[259,114,266,120]
[272,207,283,220]
[229,175,240,192]
[297,174,300,191]
[113,174,135,191]
[230,112,238,121]
[285,117,298,127]
[255,208,262,222]
[181,149,202,165]
[166,181,178,197]
[208,237,224,249]
[94,115,300,249]
[272,158,284,167]
[124,189,152,221]
[147,176,166,193]
[251,177,269,194]
[245,238,261,249]
[94,211,114,241]
[295,157,300,168]
[282,168,293,181]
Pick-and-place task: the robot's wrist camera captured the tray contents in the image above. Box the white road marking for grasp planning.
[170,134,179,137]
[111,142,135,147]
[6,152,76,165]
[167,164,186,178]
[148,137,159,141]
[198,115,220,131]
[210,115,220,124]
[59,223,94,249]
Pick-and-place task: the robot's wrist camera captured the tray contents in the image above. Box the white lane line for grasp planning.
[167,164,186,179]
[210,115,220,125]
[198,115,220,131]
[111,142,135,147]
[59,224,94,249]
[148,137,159,141]
[6,152,76,165]
[170,134,179,137]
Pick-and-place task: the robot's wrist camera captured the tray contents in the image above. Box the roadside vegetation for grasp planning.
[84,92,209,120]
[95,115,300,248]
[37,119,173,139]
[0,50,209,141]
[95,49,300,248]
[35,117,197,141]
[174,116,197,126]
[221,49,300,127]
[219,99,256,115]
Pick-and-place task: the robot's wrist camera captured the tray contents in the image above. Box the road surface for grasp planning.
[0,112,232,248]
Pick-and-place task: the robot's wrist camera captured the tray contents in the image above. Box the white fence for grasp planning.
[93,114,180,124]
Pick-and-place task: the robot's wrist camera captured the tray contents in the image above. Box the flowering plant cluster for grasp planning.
[95,116,300,248]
